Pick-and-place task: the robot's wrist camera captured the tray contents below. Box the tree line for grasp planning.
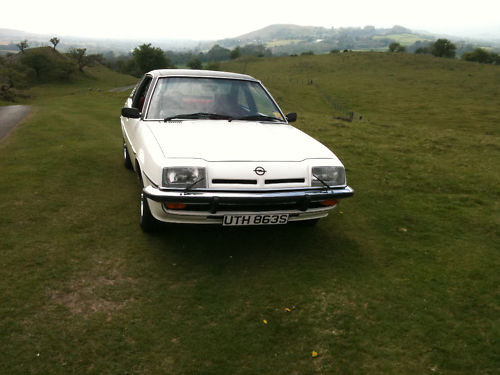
[108,43,272,77]
[388,39,500,65]
[387,38,500,63]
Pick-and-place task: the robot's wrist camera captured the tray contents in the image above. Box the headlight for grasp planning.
[162,167,206,189]
[312,166,346,187]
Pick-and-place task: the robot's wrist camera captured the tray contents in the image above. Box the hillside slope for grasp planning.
[0,53,498,374]
[218,24,432,53]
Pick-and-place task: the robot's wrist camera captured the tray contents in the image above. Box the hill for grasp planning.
[227,24,337,42]
[218,24,436,54]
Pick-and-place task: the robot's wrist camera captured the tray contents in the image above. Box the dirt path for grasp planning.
[108,85,135,93]
[0,85,131,142]
[0,105,31,141]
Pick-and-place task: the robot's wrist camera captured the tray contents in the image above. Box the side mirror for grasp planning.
[121,107,141,119]
[286,112,297,123]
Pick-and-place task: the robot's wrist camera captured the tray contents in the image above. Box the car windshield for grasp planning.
[146,77,285,122]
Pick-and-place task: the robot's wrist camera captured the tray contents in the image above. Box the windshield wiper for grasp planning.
[164,113,233,122]
[230,114,284,122]
[312,174,331,189]
[184,177,205,192]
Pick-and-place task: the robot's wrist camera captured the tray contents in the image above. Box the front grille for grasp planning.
[212,179,257,185]
[265,178,305,184]
[211,178,305,185]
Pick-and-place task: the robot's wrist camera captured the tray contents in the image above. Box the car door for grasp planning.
[122,74,153,169]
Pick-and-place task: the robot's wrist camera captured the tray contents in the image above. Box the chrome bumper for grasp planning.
[143,185,354,214]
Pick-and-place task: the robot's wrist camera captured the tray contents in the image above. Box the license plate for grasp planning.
[222,214,289,226]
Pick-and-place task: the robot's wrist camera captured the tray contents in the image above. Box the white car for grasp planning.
[121,69,353,231]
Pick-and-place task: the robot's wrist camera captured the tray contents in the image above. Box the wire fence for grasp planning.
[312,83,363,122]
[239,60,362,122]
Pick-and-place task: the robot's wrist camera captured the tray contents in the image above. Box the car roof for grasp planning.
[147,69,258,82]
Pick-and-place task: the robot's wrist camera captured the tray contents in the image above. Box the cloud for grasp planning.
[3,0,499,40]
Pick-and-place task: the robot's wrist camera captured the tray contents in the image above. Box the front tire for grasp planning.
[137,167,160,232]
[123,141,133,169]
[140,191,159,232]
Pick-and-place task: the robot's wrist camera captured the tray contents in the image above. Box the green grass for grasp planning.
[1,55,499,374]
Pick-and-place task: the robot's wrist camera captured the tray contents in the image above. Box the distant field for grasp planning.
[0,54,499,374]
[373,33,433,44]
[266,39,304,47]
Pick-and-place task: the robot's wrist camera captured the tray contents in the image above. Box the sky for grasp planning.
[2,0,499,41]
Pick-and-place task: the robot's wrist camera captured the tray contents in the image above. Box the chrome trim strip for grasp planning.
[157,184,347,193]
[144,185,354,202]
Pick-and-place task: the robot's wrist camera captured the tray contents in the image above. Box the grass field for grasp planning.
[0,54,499,374]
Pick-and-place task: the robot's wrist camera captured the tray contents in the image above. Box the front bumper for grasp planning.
[143,185,354,224]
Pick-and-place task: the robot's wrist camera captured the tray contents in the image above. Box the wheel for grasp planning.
[123,140,133,169]
[137,167,160,232]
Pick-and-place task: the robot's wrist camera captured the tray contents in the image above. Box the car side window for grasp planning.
[236,84,257,114]
[132,75,153,112]
[247,84,282,119]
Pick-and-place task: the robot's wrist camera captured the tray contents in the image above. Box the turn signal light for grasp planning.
[320,199,338,206]
[165,202,187,210]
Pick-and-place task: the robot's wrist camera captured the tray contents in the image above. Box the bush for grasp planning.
[0,58,32,101]
[187,58,203,70]
[415,47,431,54]
[462,48,500,64]
[21,47,77,81]
[388,42,406,53]
[205,62,221,71]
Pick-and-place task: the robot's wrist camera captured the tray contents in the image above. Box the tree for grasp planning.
[132,43,170,76]
[68,48,88,72]
[431,39,456,58]
[50,37,60,51]
[21,49,51,79]
[67,49,106,73]
[205,44,231,62]
[230,46,241,60]
[388,42,406,53]
[17,40,28,54]
[187,57,203,70]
